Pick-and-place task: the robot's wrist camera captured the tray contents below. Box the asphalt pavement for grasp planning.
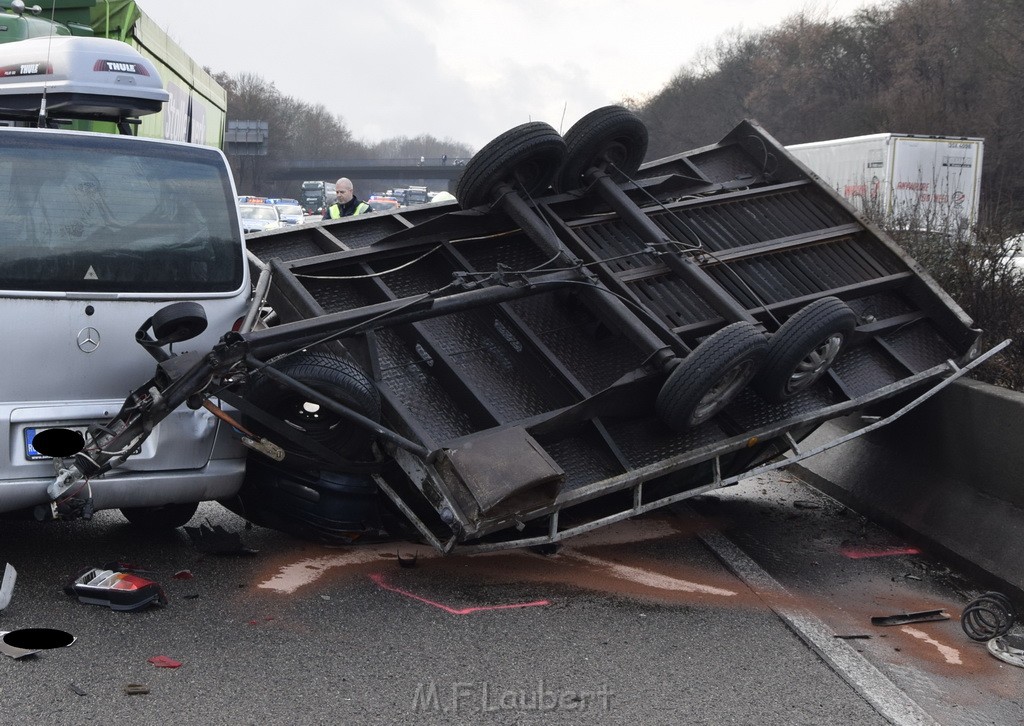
[0,471,1020,725]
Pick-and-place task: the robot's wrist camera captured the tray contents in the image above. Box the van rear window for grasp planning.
[0,130,244,293]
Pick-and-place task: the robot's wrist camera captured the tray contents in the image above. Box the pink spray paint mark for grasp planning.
[369,573,549,615]
[840,545,921,560]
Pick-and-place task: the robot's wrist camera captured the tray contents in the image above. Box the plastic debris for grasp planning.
[871,609,950,626]
[147,655,182,669]
[172,570,194,580]
[65,566,167,612]
[69,683,88,696]
[124,683,150,695]
[184,522,258,555]
[0,563,15,610]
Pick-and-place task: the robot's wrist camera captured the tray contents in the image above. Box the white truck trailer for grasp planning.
[786,133,984,232]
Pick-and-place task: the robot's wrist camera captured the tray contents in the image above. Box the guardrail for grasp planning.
[796,373,1024,598]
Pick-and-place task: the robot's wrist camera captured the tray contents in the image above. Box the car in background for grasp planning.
[239,203,282,234]
[367,195,401,213]
[271,201,305,225]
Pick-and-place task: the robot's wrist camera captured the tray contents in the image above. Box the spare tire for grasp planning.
[245,352,381,460]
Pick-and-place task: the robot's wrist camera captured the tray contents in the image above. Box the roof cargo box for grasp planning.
[0,36,168,119]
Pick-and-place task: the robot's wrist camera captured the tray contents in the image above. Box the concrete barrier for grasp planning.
[796,377,1024,599]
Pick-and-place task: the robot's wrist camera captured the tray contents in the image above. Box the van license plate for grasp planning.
[24,427,89,461]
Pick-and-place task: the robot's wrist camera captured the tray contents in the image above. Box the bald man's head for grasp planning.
[335,177,354,204]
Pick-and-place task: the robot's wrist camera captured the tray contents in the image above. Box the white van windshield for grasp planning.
[0,130,244,293]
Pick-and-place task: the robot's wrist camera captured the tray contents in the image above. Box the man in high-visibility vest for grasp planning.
[322,177,371,220]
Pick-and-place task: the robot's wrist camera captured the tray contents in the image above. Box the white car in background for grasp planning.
[239,203,282,234]
[273,202,306,225]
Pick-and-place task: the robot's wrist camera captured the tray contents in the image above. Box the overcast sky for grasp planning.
[138,0,886,151]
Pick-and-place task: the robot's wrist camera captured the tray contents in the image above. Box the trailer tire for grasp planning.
[656,322,768,430]
[120,501,199,529]
[456,122,566,209]
[755,297,856,403]
[246,352,381,459]
[556,105,649,192]
[222,458,393,546]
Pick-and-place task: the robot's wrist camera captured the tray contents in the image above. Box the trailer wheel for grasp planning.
[246,352,381,459]
[120,501,199,529]
[456,122,566,209]
[656,322,768,430]
[556,105,649,192]
[755,297,856,403]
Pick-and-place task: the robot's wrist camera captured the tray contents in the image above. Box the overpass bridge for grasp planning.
[267,156,466,183]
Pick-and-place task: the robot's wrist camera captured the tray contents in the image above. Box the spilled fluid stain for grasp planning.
[257,550,387,593]
[369,573,549,614]
[557,552,736,597]
[901,626,963,665]
[252,515,746,617]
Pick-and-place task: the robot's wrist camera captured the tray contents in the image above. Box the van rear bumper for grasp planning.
[0,458,246,513]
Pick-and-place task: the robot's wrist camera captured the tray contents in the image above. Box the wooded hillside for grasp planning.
[635,0,1023,229]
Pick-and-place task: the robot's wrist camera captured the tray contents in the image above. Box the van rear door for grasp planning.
[0,128,249,501]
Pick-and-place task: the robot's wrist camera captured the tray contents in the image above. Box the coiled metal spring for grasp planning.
[960,592,1016,641]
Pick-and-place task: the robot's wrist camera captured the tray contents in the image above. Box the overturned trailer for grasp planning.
[50,108,995,551]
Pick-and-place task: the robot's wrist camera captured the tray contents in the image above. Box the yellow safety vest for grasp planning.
[328,201,370,219]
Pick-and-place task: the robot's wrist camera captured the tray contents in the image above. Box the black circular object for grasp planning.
[3,628,76,650]
[151,301,208,345]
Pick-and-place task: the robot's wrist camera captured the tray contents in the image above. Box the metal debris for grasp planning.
[871,609,950,626]
[987,633,1024,668]
[961,592,1016,642]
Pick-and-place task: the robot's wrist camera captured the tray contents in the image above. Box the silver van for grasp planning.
[0,127,251,526]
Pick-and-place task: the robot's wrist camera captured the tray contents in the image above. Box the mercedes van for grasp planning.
[0,37,250,527]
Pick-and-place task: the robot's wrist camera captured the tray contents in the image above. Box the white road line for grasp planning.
[693,519,941,726]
